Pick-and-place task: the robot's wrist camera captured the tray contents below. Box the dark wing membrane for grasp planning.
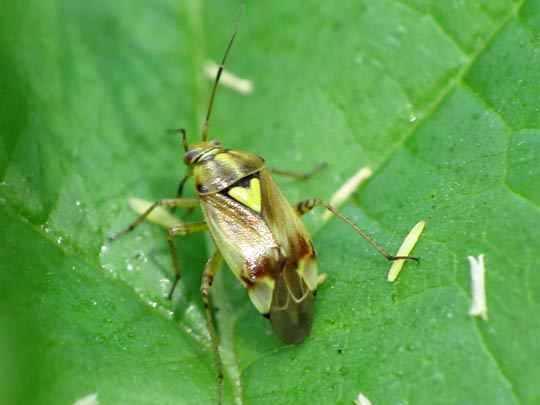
[269,262,315,343]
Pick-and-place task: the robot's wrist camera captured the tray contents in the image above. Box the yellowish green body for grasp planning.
[188,140,318,342]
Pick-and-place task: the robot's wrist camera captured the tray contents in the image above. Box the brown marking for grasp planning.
[240,275,255,288]
[295,237,316,261]
[246,254,283,281]
[203,273,214,286]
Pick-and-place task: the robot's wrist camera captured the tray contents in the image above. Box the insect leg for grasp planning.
[165,128,194,214]
[166,221,209,299]
[200,250,225,404]
[167,129,197,218]
[175,174,191,200]
[171,175,195,218]
[166,129,190,198]
[269,162,327,180]
[109,197,199,241]
[294,198,419,262]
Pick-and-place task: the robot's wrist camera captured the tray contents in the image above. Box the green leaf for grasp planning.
[1,1,539,404]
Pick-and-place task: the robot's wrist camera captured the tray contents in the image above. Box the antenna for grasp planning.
[201,5,244,141]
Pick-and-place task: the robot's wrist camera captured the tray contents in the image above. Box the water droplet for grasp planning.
[56,236,63,245]
[101,263,115,275]
[135,252,148,264]
[159,277,172,291]
[409,113,417,122]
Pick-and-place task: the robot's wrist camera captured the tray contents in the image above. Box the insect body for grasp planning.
[111,6,417,403]
[187,141,318,343]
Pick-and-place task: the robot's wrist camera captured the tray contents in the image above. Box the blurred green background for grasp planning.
[1,0,539,404]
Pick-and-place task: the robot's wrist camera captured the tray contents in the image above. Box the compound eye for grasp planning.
[184,149,201,165]
[211,140,221,148]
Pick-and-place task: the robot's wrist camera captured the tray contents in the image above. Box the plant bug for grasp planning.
[110,6,418,403]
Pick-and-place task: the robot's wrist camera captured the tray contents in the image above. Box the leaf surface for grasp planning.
[1,1,539,404]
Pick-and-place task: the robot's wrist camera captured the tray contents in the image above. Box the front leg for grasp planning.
[109,197,199,241]
[166,221,209,299]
